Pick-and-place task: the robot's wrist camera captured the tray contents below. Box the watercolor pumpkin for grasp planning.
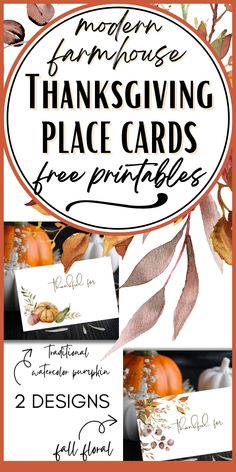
[34,302,58,323]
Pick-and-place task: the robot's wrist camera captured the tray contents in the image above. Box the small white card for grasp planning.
[136,387,232,461]
[15,257,118,331]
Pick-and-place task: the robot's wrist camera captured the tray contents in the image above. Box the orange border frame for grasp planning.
[0,1,235,470]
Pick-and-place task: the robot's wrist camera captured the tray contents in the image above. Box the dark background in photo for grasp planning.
[123,350,232,461]
[4,222,119,340]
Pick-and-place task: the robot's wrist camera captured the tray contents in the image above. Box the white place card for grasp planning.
[136,387,232,461]
[15,257,118,331]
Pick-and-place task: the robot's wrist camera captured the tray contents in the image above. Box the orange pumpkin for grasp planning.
[4,223,53,266]
[34,302,58,323]
[124,351,183,397]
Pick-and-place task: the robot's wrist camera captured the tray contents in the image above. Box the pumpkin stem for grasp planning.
[132,350,159,357]
[220,357,230,371]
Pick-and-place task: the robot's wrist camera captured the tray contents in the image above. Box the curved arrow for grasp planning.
[13,349,32,386]
[78,415,117,440]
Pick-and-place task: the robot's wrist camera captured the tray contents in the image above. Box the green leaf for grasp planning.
[211,30,232,59]
[194,17,199,28]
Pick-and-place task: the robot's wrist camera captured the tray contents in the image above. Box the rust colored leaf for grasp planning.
[4,19,25,45]
[164,395,177,401]
[27,4,55,26]
[115,237,133,258]
[104,288,165,357]
[220,34,232,59]
[173,236,199,340]
[211,31,232,59]
[179,396,189,402]
[200,194,223,271]
[25,199,50,215]
[61,233,90,273]
[224,4,232,12]
[197,21,207,39]
[103,236,132,256]
[211,216,232,265]
[121,224,185,288]
[177,406,185,414]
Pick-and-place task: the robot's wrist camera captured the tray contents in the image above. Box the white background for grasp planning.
[4,342,123,461]
[119,199,232,349]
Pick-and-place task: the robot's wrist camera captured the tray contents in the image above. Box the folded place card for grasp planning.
[15,257,118,331]
[136,387,232,461]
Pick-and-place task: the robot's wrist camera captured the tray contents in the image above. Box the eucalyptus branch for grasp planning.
[164,214,191,288]
[208,4,229,42]
[208,4,218,42]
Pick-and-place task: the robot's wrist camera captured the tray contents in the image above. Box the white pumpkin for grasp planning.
[80,234,119,272]
[198,357,232,391]
[123,396,139,441]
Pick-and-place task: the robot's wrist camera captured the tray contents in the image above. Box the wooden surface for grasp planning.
[4,310,119,340]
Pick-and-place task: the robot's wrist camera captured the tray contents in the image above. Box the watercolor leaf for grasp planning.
[104,288,165,357]
[200,194,223,271]
[25,199,50,215]
[211,216,232,265]
[4,19,25,45]
[103,236,133,256]
[179,396,189,402]
[211,30,232,59]
[27,4,55,26]
[197,21,207,39]
[121,223,186,288]
[114,237,133,258]
[173,235,199,340]
[61,233,90,273]
[143,232,151,243]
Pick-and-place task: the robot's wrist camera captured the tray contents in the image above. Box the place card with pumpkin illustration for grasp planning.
[15,257,118,331]
[136,387,232,461]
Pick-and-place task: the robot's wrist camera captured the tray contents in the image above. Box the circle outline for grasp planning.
[4,3,232,233]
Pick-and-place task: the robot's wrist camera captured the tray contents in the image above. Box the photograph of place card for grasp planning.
[136,387,232,461]
[15,257,118,331]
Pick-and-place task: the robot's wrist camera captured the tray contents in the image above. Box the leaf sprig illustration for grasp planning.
[21,286,37,311]
[65,312,81,321]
